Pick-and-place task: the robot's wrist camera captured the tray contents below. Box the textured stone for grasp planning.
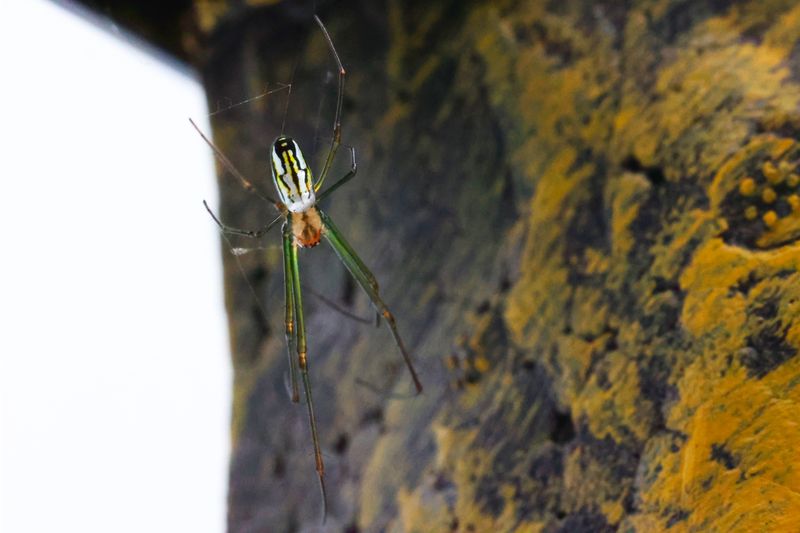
[191,1,800,530]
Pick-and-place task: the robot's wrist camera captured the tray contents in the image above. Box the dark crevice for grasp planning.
[513,20,577,67]
[621,155,666,186]
[754,114,800,139]
[751,299,779,320]
[638,354,676,432]
[733,270,796,296]
[649,0,737,45]
[743,322,797,378]
[333,433,349,455]
[359,407,384,428]
[733,272,759,296]
[563,154,612,286]
[551,509,615,533]
[665,509,691,528]
[652,276,681,295]
[710,443,738,470]
[449,517,460,531]
[550,410,576,444]
[475,483,505,517]
[433,471,455,492]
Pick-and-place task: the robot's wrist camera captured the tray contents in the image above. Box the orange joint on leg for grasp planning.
[298,351,307,369]
[286,322,294,333]
[316,453,324,473]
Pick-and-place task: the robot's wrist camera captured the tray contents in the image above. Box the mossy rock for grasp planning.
[190,0,800,530]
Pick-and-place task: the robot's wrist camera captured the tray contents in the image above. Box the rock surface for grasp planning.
[192,1,800,531]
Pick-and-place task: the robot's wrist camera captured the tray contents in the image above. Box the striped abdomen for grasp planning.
[271,136,315,213]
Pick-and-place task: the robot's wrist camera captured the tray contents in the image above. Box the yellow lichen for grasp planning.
[763,160,782,183]
[738,177,757,195]
[639,358,800,531]
[370,2,800,530]
[474,356,490,373]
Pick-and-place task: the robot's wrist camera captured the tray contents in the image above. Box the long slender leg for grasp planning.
[281,223,300,403]
[189,118,279,206]
[318,207,377,291]
[287,215,328,520]
[204,200,283,238]
[302,282,372,325]
[319,209,423,394]
[312,14,345,191]
[317,205,381,327]
[316,146,357,202]
[208,82,292,117]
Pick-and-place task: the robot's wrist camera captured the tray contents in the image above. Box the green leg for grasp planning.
[319,209,423,394]
[315,149,381,327]
[281,223,300,403]
[317,207,382,327]
[287,215,328,521]
[316,146,357,201]
[311,14,345,193]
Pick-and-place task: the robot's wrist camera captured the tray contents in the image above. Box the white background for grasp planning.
[0,1,230,531]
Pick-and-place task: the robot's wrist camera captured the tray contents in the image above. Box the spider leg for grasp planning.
[319,209,423,394]
[203,200,282,238]
[316,146,357,201]
[286,215,328,521]
[316,200,381,327]
[281,223,300,403]
[312,14,345,192]
[189,118,280,206]
[302,282,373,325]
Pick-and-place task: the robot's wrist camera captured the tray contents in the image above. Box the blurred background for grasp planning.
[0,1,230,531]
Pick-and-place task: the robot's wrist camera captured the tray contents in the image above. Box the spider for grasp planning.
[191,14,422,522]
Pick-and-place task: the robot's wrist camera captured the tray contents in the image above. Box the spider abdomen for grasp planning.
[271,136,316,213]
[291,207,323,248]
